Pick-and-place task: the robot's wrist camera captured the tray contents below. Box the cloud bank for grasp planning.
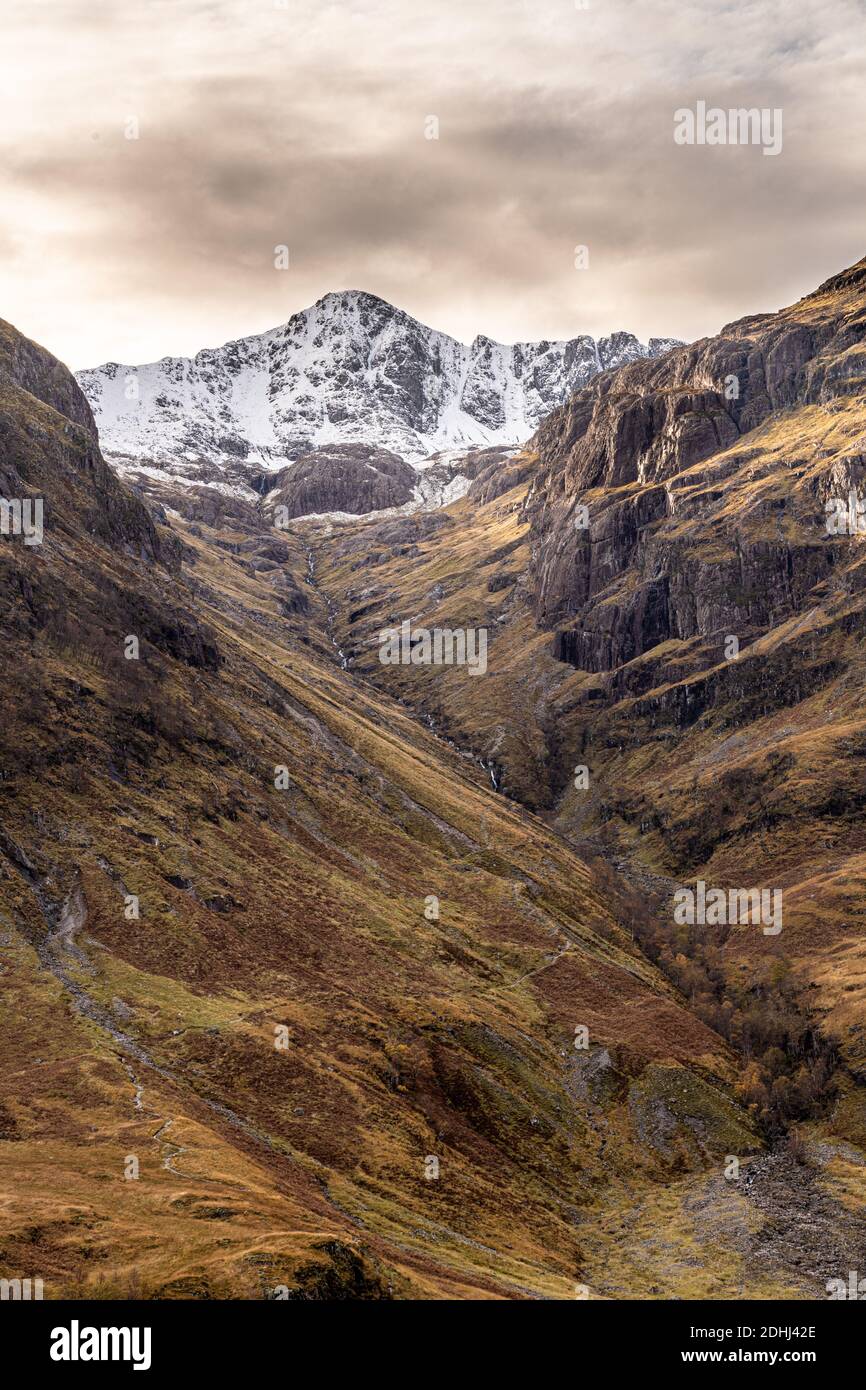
[1,0,864,367]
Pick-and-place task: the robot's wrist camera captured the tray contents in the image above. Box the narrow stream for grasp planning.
[306,548,350,668]
[304,545,503,791]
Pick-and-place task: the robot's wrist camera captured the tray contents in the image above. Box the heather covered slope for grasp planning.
[311,257,866,1006]
[307,258,866,1266]
[0,320,777,1300]
[521,255,866,1071]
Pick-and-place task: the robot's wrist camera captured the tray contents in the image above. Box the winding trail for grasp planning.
[151,1117,189,1174]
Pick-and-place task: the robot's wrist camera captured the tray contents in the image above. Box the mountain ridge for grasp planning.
[75,291,681,512]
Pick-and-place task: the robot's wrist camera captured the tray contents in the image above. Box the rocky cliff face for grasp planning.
[0,317,159,561]
[0,318,228,686]
[526,257,866,663]
[75,291,680,518]
[265,443,418,521]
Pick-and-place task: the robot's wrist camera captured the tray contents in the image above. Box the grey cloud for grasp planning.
[0,0,863,365]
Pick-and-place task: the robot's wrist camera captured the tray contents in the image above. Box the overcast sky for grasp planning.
[1,0,864,369]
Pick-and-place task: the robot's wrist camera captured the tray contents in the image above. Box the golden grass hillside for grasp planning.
[0,316,792,1300]
[303,262,866,1276]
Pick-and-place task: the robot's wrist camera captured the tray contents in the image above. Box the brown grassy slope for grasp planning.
[0,320,767,1300]
[307,258,866,1132]
[302,489,558,804]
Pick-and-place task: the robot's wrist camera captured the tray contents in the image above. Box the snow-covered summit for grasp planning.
[76,291,681,472]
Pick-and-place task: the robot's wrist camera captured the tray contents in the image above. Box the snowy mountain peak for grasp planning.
[76,295,682,484]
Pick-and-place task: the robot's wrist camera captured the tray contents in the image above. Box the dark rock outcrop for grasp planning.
[0,317,160,561]
[0,316,223,672]
[526,255,866,669]
[266,443,417,519]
